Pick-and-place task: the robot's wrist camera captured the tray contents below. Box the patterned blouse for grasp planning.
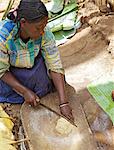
[0,19,64,78]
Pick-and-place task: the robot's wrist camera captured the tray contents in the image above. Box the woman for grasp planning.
[0,0,73,121]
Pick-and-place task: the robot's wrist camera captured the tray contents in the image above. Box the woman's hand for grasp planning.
[59,103,74,121]
[1,71,40,106]
[23,89,40,107]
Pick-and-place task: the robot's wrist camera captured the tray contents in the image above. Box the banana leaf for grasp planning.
[48,0,64,14]
[48,2,78,22]
[87,77,114,124]
[48,11,76,32]
[53,28,76,46]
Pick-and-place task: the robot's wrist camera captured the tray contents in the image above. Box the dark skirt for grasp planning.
[0,54,52,103]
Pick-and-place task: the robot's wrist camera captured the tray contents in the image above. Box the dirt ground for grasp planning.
[1,0,114,150]
[59,2,114,149]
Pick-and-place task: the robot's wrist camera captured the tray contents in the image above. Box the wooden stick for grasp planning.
[2,0,15,20]
[0,7,14,13]
[9,138,30,144]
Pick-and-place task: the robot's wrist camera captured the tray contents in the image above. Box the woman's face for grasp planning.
[20,17,48,40]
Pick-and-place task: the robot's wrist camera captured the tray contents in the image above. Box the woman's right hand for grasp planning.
[1,71,40,106]
[23,89,40,107]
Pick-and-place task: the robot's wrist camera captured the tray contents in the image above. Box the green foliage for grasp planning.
[88,79,114,124]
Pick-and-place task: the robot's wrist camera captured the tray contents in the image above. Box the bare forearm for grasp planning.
[1,71,28,96]
[50,71,67,104]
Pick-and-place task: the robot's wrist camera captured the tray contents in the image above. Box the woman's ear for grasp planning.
[20,18,26,28]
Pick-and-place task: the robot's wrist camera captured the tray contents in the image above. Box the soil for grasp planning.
[1,0,114,149]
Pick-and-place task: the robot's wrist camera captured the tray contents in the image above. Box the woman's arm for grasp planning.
[1,71,39,106]
[50,71,74,121]
[50,71,66,103]
[42,27,74,120]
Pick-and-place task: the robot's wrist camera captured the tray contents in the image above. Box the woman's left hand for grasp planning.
[60,104,74,121]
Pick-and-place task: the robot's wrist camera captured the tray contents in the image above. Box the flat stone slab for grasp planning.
[20,84,98,150]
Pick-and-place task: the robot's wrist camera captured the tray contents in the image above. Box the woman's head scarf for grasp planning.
[7,0,48,23]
